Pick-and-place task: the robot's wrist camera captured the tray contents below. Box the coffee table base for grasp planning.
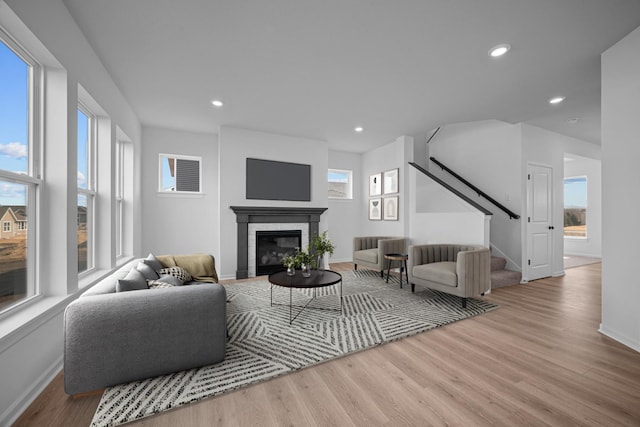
[270,281,343,324]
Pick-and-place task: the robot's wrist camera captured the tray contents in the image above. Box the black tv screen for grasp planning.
[246,158,311,201]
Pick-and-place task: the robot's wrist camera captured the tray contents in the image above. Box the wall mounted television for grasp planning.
[246,158,311,201]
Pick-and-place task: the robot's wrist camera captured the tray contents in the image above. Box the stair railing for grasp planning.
[429,157,520,220]
[408,162,493,216]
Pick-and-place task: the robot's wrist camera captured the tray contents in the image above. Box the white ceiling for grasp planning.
[62,0,640,152]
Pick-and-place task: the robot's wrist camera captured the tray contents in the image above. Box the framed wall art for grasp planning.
[369,173,382,196]
[369,198,382,220]
[383,196,398,221]
[383,168,399,194]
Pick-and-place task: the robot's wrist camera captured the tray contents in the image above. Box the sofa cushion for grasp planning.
[116,269,149,292]
[413,262,458,287]
[354,248,378,264]
[144,253,163,272]
[158,266,192,282]
[136,262,159,281]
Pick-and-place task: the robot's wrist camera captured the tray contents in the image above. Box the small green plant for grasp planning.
[282,247,314,268]
[310,231,335,258]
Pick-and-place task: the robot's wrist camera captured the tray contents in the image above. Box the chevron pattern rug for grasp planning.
[91,270,498,427]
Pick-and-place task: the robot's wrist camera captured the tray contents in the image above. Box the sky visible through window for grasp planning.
[0,40,29,206]
[77,109,89,195]
[328,170,349,182]
[564,177,587,208]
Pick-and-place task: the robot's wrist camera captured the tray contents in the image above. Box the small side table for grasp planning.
[384,253,409,288]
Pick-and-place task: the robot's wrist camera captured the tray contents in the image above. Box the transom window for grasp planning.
[159,154,202,193]
[328,169,353,199]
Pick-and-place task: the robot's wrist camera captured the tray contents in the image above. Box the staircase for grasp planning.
[491,256,521,289]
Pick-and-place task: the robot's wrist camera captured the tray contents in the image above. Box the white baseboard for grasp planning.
[1,356,63,426]
[599,324,640,353]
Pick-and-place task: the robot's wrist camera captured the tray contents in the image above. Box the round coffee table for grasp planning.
[384,253,409,288]
[268,269,342,324]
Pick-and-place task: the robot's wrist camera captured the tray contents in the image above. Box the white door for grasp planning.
[526,164,554,281]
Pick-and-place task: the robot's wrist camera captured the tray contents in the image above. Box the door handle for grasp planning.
[548,226,555,230]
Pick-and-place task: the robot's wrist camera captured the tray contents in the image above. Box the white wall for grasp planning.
[328,150,362,262]
[141,127,219,257]
[601,25,640,352]
[429,120,522,269]
[0,0,142,424]
[361,136,409,238]
[564,154,602,258]
[521,124,600,279]
[217,127,329,279]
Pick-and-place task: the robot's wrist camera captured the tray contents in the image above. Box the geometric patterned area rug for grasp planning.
[91,270,498,427]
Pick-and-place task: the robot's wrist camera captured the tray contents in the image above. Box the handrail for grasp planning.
[425,127,440,144]
[408,162,493,216]
[429,157,520,220]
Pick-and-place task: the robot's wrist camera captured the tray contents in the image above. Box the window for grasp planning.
[0,33,40,313]
[328,169,353,199]
[115,140,124,258]
[564,176,587,238]
[159,154,201,193]
[77,107,95,273]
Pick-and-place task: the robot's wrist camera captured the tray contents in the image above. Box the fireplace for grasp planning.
[255,230,302,276]
[230,206,328,279]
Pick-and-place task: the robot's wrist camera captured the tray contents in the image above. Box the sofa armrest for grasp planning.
[64,283,226,395]
[456,248,491,294]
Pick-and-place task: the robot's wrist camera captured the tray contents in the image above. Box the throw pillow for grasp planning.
[136,262,159,281]
[147,274,184,288]
[157,266,192,283]
[116,268,148,292]
[144,253,163,272]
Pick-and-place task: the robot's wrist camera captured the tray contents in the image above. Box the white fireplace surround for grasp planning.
[248,223,309,277]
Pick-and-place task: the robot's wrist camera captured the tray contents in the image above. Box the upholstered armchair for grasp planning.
[407,244,490,308]
[353,236,407,277]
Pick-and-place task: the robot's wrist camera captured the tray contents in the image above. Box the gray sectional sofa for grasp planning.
[63,254,226,395]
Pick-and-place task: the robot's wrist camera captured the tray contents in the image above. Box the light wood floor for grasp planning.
[14,262,640,426]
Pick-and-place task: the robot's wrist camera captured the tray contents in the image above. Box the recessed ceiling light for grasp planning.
[549,96,566,104]
[489,43,511,57]
[211,99,224,107]
[354,126,364,133]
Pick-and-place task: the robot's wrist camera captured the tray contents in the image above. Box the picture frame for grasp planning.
[369,173,382,196]
[383,196,398,221]
[369,198,382,220]
[383,168,399,194]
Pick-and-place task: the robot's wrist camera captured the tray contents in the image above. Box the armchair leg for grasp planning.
[354,264,358,270]
[462,298,467,308]
[411,283,415,293]
[380,270,384,278]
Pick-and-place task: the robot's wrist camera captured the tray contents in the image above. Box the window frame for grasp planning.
[158,153,202,194]
[77,104,96,276]
[328,168,353,200]
[115,139,124,258]
[0,29,42,315]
